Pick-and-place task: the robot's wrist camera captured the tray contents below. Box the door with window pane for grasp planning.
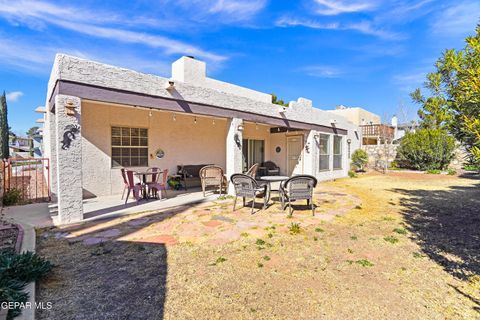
[242,139,264,172]
[287,136,303,176]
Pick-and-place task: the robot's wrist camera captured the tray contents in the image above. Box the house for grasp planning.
[42,54,361,224]
[9,135,33,158]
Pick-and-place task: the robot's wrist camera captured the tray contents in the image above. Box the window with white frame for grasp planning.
[111,126,148,167]
[318,134,330,171]
[333,135,342,169]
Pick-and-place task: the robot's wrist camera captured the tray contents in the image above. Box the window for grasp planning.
[333,136,342,169]
[318,134,330,171]
[242,139,264,172]
[111,126,148,167]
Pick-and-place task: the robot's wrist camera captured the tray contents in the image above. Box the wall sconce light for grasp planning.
[347,138,352,144]
[330,119,337,125]
[165,80,175,90]
[64,99,76,116]
[278,106,287,114]
[237,124,244,132]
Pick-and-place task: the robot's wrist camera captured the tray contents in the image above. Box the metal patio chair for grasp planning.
[279,175,317,216]
[230,173,267,214]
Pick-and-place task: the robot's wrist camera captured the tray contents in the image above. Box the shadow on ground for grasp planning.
[392,181,480,281]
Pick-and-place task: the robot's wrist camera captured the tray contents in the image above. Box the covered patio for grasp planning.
[43,54,359,224]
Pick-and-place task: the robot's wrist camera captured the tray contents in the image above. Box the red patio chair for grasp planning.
[124,169,142,204]
[147,169,169,199]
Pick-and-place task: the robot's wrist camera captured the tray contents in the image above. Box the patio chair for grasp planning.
[262,161,280,176]
[279,175,317,216]
[147,169,169,200]
[230,173,267,214]
[120,168,129,200]
[245,163,259,178]
[199,165,227,197]
[124,170,142,204]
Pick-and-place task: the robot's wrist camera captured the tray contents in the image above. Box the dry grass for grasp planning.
[36,172,480,319]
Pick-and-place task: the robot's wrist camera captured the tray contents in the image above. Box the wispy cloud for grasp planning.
[209,0,267,21]
[6,91,24,102]
[0,0,227,63]
[301,65,344,78]
[430,1,480,37]
[313,0,378,15]
[392,71,428,92]
[276,16,403,40]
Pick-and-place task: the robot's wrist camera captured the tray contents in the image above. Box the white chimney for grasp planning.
[171,56,206,84]
[391,115,398,127]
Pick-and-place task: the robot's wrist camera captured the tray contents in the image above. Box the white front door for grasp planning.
[287,135,303,176]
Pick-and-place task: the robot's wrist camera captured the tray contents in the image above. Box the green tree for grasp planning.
[26,126,39,137]
[351,149,368,171]
[0,91,10,159]
[411,25,480,164]
[396,128,455,170]
[271,93,288,107]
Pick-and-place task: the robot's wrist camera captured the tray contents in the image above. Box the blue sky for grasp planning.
[0,0,479,135]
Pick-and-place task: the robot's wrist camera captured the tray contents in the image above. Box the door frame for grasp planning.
[286,134,304,176]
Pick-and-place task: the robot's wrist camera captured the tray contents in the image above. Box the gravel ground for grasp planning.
[36,172,480,319]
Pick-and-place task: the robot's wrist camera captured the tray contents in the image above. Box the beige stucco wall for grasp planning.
[81,101,228,197]
[328,108,381,126]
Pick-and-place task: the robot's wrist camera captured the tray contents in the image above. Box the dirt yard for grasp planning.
[36,172,479,319]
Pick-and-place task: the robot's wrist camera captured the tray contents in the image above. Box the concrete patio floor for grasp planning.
[4,188,219,228]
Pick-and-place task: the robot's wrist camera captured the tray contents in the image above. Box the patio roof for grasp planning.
[49,79,347,135]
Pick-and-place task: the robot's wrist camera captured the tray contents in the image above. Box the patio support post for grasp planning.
[226,117,243,195]
[47,108,58,202]
[304,130,316,176]
[54,95,83,224]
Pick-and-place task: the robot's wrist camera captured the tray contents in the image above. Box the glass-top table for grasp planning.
[258,175,289,204]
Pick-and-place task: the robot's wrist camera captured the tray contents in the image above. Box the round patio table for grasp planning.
[134,171,156,199]
[259,175,289,204]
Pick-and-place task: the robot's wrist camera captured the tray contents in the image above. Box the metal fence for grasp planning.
[2,157,50,203]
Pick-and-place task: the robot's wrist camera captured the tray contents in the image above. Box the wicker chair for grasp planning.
[199,165,227,197]
[230,174,267,214]
[279,175,318,216]
[245,163,259,178]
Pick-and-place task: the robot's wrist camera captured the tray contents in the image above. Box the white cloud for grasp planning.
[430,1,480,37]
[0,0,226,63]
[276,16,403,40]
[313,0,378,15]
[209,0,267,20]
[6,91,24,102]
[301,65,344,78]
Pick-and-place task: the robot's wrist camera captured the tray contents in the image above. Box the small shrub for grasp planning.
[412,252,424,258]
[396,128,455,170]
[350,235,358,240]
[240,232,249,237]
[356,259,374,267]
[463,164,480,172]
[0,251,52,319]
[255,239,266,246]
[425,169,441,174]
[348,170,358,178]
[210,256,227,265]
[267,233,273,238]
[257,262,264,268]
[263,255,271,261]
[384,236,399,244]
[351,149,368,171]
[315,227,324,233]
[447,168,457,175]
[393,228,407,235]
[288,223,301,235]
[2,188,22,206]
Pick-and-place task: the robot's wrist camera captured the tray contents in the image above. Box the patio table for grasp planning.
[134,171,156,200]
[259,175,289,204]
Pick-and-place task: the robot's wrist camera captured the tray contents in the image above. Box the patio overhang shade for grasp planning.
[49,80,347,135]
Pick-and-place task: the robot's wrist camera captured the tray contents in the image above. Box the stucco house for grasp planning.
[43,54,361,224]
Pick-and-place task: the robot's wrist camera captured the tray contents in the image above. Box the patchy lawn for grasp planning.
[36,172,480,319]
